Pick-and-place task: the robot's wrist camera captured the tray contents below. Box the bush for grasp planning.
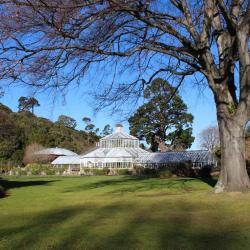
[92,169,107,175]
[167,163,194,177]
[196,165,212,177]
[80,168,131,176]
[80,168,94,175]
[117,169,130,175]
[132,166,159,177]
[159,169,173,179]
[25,163,67,176]
[158,163,212,178]
[1,164,68,176]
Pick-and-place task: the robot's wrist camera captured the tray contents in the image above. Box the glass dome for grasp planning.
[98,124,139,148]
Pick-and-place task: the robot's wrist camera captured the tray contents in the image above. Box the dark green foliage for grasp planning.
[81,168,130,176]
[0,103,99,166]
[158,163,212,178]
[0,164,68,176]
[132,166,159,177]
[117,169,130,175]
[93,168,108,175]
[130,164,212,179]
[0,108,25,164]
[129,78,194,152]
[18,96,40,114]
[82,117,100,144]
[25,164,67,175]
[57,115,77,129]
[165,163,195,177]
[101,124,113,136]
[159,170,173,179]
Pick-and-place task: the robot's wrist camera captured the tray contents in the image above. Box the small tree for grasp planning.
[129,78,194,152]
[18,97,29,111]
[23,143,46,164]
[101,124,113,136]
[18,96,40,114]
[28,97,40,114]
[57,115,77,129]
[199,126,220,152]
[82,117,97,144]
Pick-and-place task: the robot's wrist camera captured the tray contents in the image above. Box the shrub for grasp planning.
[117,169,130,175]
[92,169,106,175]
[80,168,94,175]
[131,166,159,177]
[168,162,194,177]
[25,163,66,175]
[195,165,212,178]
[157,163,212,178]
[159,169,173,179]
[103,167,110,175]
[132,165,144,176]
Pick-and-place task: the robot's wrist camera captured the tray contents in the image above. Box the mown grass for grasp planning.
[1,176,250,250]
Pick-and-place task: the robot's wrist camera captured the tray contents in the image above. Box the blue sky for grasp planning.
[0,76,217,150]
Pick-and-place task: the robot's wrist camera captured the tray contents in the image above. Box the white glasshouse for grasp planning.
[51,124,216,169]
[80,124,149,169]
[77,124,216,170]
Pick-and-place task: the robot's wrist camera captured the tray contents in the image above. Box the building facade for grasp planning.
[78,124,216,170]
[80,124,149,169]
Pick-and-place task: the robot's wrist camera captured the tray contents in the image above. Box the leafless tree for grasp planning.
[0,0,249,192]
[199,126,220,152]
[23,143,51,164]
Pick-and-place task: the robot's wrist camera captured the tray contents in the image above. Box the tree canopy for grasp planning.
[18,96,40,114]
[0,103,99,166]
[101,124,113,136]
[129,78,194,152]
[57,115,77,129]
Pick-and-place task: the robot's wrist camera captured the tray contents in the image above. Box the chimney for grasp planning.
[115,124,123,133]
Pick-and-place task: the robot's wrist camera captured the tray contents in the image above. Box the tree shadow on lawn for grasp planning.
[0,200,245,250]
[198,177,218,188]
[0,177,59,198]
[65,176,216,195]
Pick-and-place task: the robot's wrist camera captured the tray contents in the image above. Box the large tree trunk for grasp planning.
[214,115,250,193]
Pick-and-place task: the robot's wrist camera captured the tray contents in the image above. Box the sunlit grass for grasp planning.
[1,176,250,250]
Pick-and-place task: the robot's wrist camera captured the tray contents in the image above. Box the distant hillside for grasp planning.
[0,103,99,166]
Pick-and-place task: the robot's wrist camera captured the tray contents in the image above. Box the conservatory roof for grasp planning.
[35,147,78,156]
[100,124,138,141]
[52,155,80,165]
[81,147,149,159]
[139,150,215,164]
[101,131,138,140]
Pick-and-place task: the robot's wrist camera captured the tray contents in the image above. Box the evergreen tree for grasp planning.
[18,96,40,114]
[57,115,77,129]
[101,124,113,136]
[129,78,194,152]
[28,97,40,114]
[82,117,99,144]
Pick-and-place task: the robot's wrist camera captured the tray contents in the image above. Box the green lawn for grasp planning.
[1,176,250,250]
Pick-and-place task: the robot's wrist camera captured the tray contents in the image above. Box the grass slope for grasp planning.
[1,176,250,250]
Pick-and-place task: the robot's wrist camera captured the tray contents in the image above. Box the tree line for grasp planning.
[0,102,112,166]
